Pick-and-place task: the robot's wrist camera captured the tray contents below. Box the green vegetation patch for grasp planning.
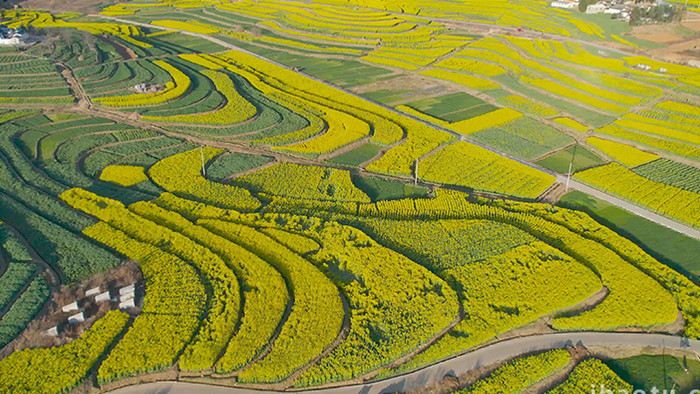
[0,262,37,312]
[469,117,574,160]
[362,88,418,106]
[0,225,33,262]
[352,175,428,201]
[360,218,536,272]
[445,104,498,123]
[536,144,605,174]
[405,92,496,123]
[146,31,227,54]
[559,191,700,276]
[606,355,700,393]
[224,45,393,88]
[0,275,50,348]
[633,159,700,194]
[206,152,275,182]
[328,143,383,167]
[45,114,86,122]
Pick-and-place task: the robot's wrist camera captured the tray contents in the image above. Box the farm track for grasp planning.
[110,332,700,394]
[57,62,92,109]
[0,250,6,278]
[93,15,700,240]
[0,270,42,321]
[0,221,61,289]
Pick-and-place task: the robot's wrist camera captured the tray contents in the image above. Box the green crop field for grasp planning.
[0,1,698,393]
[607,355,700,393]
[328,143,384,167]
[405,92,497,123]
[560,191,700,276]
[536,144,605,173]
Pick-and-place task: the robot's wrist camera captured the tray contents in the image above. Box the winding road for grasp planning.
[111,332,700,394]
[96,15,700,242]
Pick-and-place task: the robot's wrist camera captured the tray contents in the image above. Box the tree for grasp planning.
[630,7,642,25]
[579,0,595,12]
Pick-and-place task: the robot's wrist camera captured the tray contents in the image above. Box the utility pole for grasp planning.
[414,159,418,186]
[200,145,206,177]
[566,144,578,192]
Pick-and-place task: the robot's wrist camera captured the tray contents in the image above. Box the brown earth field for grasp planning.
[632,15,700,63]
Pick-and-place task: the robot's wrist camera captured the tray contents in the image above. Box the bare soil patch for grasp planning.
[632,23,700,62]
[350,74,453,106]
[683,12,700,32]
[100,36,138,61]
[632,25,683,44]
[99,365,179,393]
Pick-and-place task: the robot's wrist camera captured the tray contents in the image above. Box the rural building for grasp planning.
[551,0,580,8]
[61,301,79,313]
[119,298,136,310]
[95,291,112,303]
[119,284,135,296]
[0,25,26,45]
[85,287,101,297]
[67,312,85,324]
[133,83,164,94]
[45,326,59,337]
[586,3,607,13]
[121,291,134,302]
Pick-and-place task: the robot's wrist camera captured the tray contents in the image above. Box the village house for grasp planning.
[0,24,27,45]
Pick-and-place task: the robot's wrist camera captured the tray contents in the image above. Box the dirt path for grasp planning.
[56,62,92,110]
[0,270,43,320]
[0,221,61,289]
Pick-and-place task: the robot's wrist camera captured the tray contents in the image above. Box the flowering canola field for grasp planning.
[0,2,698,393]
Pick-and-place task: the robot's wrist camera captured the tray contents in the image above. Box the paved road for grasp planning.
[111,332,700,394]
[557,176,700,240]
[98,16,700,241]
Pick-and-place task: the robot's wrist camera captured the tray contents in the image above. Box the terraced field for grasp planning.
[0,1,699,393]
